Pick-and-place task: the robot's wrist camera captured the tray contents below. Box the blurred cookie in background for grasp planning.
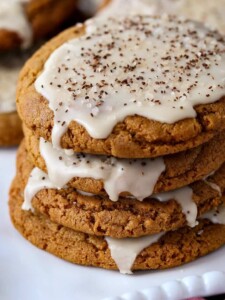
[0,0,82,146]
[0,0,78,51]
[0,50,33,146]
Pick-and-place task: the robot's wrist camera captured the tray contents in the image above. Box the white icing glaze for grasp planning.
[100,0,225,34]
[77,0,103,16]
[35,15,225,148]
[76,189,95,197]
[99,0,157,17]
[202,206,225,225]
[153,187,197,228]
[106,205,224,274]
[106,232,164,274]
[39,138,165,201]
[205,181,222,197]
[0,0,32,49]
[203,170,222,197]
[23,167,55,211]
[0,51,30,113]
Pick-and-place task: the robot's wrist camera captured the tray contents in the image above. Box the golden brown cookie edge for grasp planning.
[9,174,225,271]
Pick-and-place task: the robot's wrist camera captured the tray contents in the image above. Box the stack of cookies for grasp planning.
[10,14,225,273]
[0,0,77,146]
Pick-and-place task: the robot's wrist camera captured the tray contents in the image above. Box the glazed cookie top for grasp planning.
[0,0,32,49]
[35,15,225,149]
[101,0,225,35]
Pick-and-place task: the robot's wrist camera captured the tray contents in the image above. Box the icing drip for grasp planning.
[0,0,32,49]
[105,206,224,274]
[154,187,197,228]
[76,190,95,197]
[202,206,225,225]
[23,164,197,229]
[100,0,225,34]
[39,138,165,201]
[203,171,222,197]
[205,181,222,197]
[106,232,164,274]
[23,168,55,211]
[0,51,31,113]
[35,15,225,148]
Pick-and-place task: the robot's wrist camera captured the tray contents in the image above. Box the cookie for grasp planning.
[9,176,225,272]
[0,48,39,146]
[24,127,225,197]
[17,141,225,238]
[0,30,23,52]
[0,112,23,146]
[100,0,225,34]
[0,0,77,51]
[17,15,225,158]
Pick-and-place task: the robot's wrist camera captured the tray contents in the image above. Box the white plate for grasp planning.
[0,148,225,300]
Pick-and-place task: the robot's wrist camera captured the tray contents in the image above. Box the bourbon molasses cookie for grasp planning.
[17,15,225,158]
[17,141,225,238]
[0,0,77,51]
[24,127,225,197]
[9,175,225,273]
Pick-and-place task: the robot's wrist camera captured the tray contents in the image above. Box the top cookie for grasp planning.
[17,15,225,158]
[0,0,77,51]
